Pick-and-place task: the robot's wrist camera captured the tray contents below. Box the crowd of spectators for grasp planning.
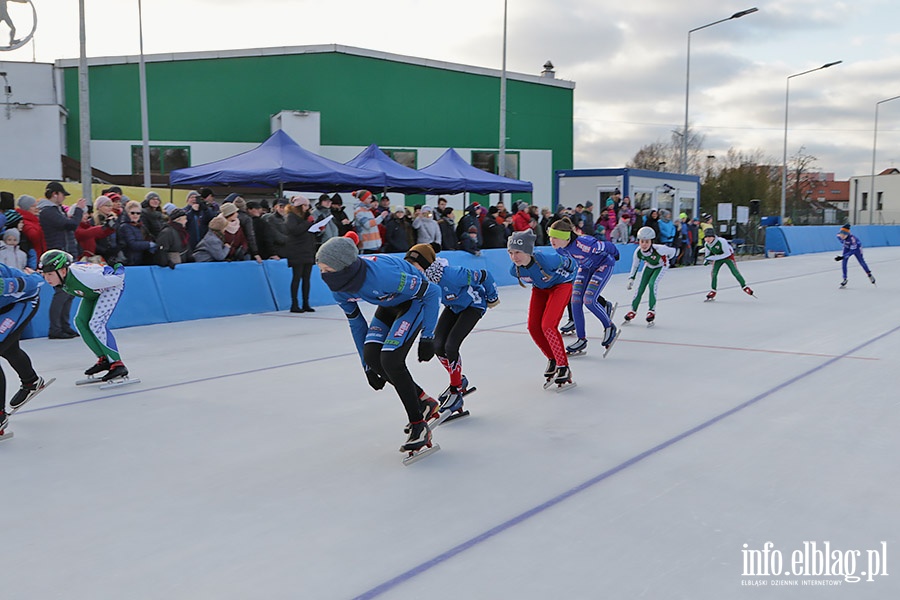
[0,183,716,276]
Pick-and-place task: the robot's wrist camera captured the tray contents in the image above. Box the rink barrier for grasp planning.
[764,225,900,256]
[20,244,636,340]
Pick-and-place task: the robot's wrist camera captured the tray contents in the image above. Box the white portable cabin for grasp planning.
[555,168,701,220]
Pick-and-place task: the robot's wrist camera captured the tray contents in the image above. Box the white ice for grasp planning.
[5,249,899,599]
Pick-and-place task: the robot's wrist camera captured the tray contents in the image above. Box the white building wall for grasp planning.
[849,173,900,225]
[0,61,65,180]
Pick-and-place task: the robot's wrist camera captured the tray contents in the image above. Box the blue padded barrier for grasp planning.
[107,266,168,329]
[262,259,333,311]
[150,261,276,321]
[765,225,900,256]
[20,281,57,340]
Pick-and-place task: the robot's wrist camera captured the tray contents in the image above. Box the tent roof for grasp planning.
[345,144,465,194]
[419,148,533,194]
[169,130,386,192]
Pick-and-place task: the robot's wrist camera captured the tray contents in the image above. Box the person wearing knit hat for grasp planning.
[460,223,480,256]
[4,208,22,230]
[835,223,875,288]
[404,243,499,422]
[16,194,37,213]
[701,229,753,301]
[547,216,620,357]
[352,191,387,253]
[318,233,444,461]
[352,189,374,205]
[191,215,229,262]
[507,227,578,391]
[0,226,27,271]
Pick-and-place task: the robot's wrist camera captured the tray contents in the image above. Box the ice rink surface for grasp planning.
[5,249,900,600]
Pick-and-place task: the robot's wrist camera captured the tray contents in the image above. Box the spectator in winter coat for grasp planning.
[227,195,262,262]
[39,181,86,339]
[3,210,35,269]
[643,209,661,242]
[512,202,532,233]
[16,195,46,259]
[246,201,273,259]
[610,214,631,244]
[329,194,353,237]
[618,197,636,223]
[460,226,481,256]
[262,199,288,259]
[352,190,386,253]
[118,200,158,266]
[456,203,482,246]
[0,228,27,271]
[482,207,508,249]
[155,209,191,267]
[92,196,120,265]
[284,195,317,312]
[657,210,676,246]
[313,194,340,244]
[75,207,115,261]
[412,206,442,245]
[192,215,229,262]
[141,192,166,241]
[438,207,458,251]
[220,202,249,261]
[581,201,595,236]
[383,207,414,254]
[184,188,218,251]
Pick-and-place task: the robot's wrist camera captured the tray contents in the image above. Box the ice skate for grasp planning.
[868,273,876,286]
[84,357,111,376]
[401,420,440,465]
[601,324,620,358]
[565,338,588,356]
[646,310,656,327]
[432,389,470,427]
[405,393,440,433]
[550,365,577,393]
[742,286,757,299]
[542,359,557,389]
[623,310,636,325]
[839,278,848,289]
[559,319,576,336]
[705,290,716,302]
[9,376,56,415]
[0,411,11,442]
[437,375,469,405]
[605,301,617,321]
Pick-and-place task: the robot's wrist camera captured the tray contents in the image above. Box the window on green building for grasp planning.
[471,150,519,179]
[381,149,417,169]
[131,146,191,175]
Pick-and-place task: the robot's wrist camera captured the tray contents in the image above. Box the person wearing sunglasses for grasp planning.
[116,200,158,266]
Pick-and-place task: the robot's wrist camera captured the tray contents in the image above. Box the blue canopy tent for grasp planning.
[345,144,465,194]
[419,148,533,194]
[169,130,386,193]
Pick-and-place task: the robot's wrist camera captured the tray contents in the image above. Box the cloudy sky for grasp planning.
[3,0,899,179]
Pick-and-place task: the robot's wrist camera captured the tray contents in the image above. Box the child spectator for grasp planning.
[0,228,27,270]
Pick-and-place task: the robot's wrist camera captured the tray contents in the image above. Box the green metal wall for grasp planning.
[63,51,573,174]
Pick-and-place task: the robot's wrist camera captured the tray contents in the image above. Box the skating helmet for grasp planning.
[636,227,656,240]
[39,249,73,272]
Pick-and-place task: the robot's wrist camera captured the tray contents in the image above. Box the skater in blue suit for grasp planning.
[547,217,620,357]
[835,224,875,288]
[317,234,441,457]
[0,263,52,438]
[404,243,499,422]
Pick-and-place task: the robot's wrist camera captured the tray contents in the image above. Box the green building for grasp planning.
[58,44,574,206]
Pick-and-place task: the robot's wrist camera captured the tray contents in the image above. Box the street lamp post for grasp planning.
[681,8,758,174]
[780,61,842,223]
[868,95,900,225]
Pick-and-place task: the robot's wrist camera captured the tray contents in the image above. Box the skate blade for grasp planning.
[441,410,470,425]
[554,381,577,393]
[402,443,441,466]
[566,350,586,357]
[543,378,556,390]
[607,302,618,320]
[560,330,576,336]
[646,321,655,328]
[602,331,620,358]
[704,298,715,302]
[9,377,57,415]
[75,377,104,386]
[97,377,142,391]
[0,431,13,442]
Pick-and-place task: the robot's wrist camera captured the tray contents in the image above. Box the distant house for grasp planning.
[849,168,900,225]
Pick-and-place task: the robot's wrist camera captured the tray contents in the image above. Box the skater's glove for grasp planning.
[365,368,386,391]
[834,255,842,262]
[487,297,500,308]
[0,277,26,295]
[626,279,633,291]
[418,338,435,363]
